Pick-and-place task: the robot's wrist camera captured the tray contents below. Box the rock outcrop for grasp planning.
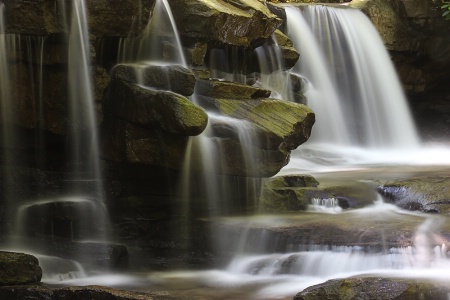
[167,0,283,47]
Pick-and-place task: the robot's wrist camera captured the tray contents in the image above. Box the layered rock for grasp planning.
[167,0,282,47]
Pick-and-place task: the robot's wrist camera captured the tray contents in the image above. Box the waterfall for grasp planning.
[64,0,108,240]
[279,5,422,172]
[288,5,420,148]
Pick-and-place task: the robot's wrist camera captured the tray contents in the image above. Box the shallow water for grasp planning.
[41,162,450,299]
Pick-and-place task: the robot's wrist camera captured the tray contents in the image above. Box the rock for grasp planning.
[294,277,450,300]
[167,0,282,47]
[350,0,418,52]
[3,0,61,35]
[0,251,42,285]
[259,187,316,212]
[198,97,315,151]
[101,117,189,168]
[378,175,450,213]
[0,284,169,300]
[216,209,445,253]
[104,79,208,136]
[189,137,290,177]
[3,0,153,37]
[195,79,271,99]
[273,29,300,70]
[111,64,196,96]
[264,175,320,189]
[85,0,154,37]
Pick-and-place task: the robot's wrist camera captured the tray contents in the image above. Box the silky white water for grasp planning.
[278,5,450,173]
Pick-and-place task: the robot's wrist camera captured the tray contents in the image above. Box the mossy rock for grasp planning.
[294,277,450,300]
[0,252,42,286]
[378,175,450,213]
[264,174,319,189]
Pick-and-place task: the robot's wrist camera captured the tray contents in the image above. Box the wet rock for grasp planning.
[294,277,450,300]
[264,175,320,189]
[3,0,153,37]
[0,251,42,285]
[105,79,208,136]
[3,0,61,35]
[101,118,189,168]
[111,64,196,96]
[198,97,315,152]
[378,175,450,213]
[0,284,170,300]
[195,79,271,99]
[259,187,318,212]
[167,0,282,47]
[85,0,154,37]
[273,29,300,70]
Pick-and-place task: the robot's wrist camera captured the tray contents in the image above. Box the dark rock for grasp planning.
[0,252,42,286]
[101,118,189,168]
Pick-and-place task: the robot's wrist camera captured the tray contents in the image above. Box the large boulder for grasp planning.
[0,252,42,286]
[294,277,450,300]
[167,0,283,47]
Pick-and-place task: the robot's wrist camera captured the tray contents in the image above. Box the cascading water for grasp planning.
[278,5,434,173]
[288,5,420,148]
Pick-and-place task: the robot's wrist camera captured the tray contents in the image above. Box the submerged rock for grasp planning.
[0,252,42,285]
[294,277,450,300]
